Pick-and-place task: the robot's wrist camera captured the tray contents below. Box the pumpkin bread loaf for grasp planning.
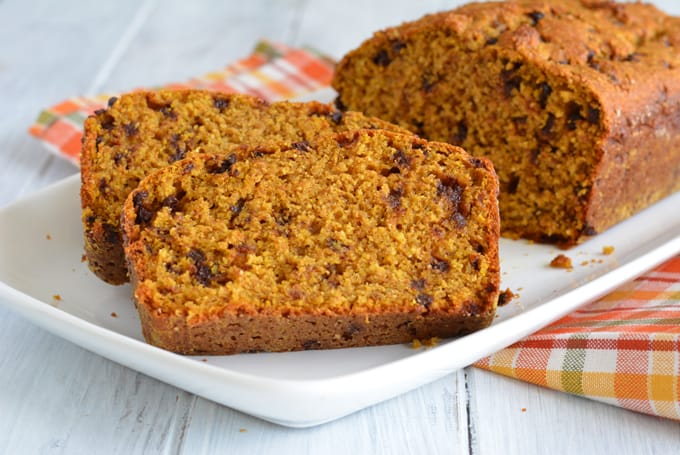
[332,0,680,246]
[121,129,500,355]
[81,90,408,284]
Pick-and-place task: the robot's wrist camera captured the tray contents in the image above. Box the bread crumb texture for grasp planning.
[122,129,501,354]
[81,90,407,284]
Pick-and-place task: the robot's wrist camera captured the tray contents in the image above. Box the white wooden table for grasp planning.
[1,1,680,453]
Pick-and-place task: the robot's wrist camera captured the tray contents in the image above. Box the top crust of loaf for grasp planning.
[332,0,680,246]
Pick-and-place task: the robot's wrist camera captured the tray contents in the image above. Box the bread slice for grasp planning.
[332,0,680,246]
[121,129,500,355]
[81,89,408,284]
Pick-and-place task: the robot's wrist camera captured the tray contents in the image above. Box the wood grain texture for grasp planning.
[468,368,680,455]
[1,0,680,454]
[178,375,460,455]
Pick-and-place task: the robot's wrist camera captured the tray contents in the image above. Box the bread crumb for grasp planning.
[412,337,440,349]
[81,254,87,263]
[521,407,527,412]
[52,294,61,301]
[46,233,52,240]
[581,260,589,266]
[239,428,247,433]
[497,288,516,307]
[550,254,573,270]
[110,312,117,318]
[602,245,615,255]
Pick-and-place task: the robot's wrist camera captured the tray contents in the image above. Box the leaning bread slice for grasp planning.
[81,89,408,284]
[121,129,500,355]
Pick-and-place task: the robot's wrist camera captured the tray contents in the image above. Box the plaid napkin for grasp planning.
[29,40,334,165]
[28,40,680,422]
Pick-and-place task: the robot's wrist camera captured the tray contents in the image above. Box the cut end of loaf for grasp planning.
[122,129,500,354]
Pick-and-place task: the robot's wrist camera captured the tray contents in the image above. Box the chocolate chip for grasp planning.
[292,141,312,152]
[161,194,182,212]
[133,191,154,225]
[182,162,195,174]
[507,174,520,194]
[380,166,401,177]
[583,224,597,236]
[529,148,540,165]
[169,134,187,163]
[330,110,344,124]
[501,64,523,98]
[437,176,468,226]
[113,152,124,165]
[372,49,391,66]
[410,279,426,290]
[107,97,118,107]
[415,293,433,308]
[437,177,463,208]
[586,50,596,64]
[498,289,516,307]
[450,120,468,146]
[485,37,498,46]
[539,113,555,137]
[187,248,212,286]
[98,178,109,193]
[623,52,641,62]
[213,97,230,111]
[392,149,412,168]
[100,114,115,130]
[86,215,96,224]
[391,40,406,53]
[512,116,528,134]
[386,187,404,209]
[537,82,552,109]
[207,154,237,174]
[470,256,481,271]
[102,223,119,244]
[587,106,601,124]
[431,256,450,273]
[159,105,176,119]
[229,198,246,221]
[334,96,347,111]
[587,57,601,71]
[451,212,467,228]
[302,339,321,350]
[527,11,544,25]
[122,122,139,137]
[342,324,361,341]
[469,157,486,168]
[94,109,106,116]
[565,102,584,130]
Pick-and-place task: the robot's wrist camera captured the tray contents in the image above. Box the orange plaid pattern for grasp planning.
[475,256,680,421]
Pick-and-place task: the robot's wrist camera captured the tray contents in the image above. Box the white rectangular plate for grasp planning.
[3,107,680,428]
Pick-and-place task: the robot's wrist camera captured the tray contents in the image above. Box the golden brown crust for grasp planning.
[332,0,680,246]
[80,90,409,284]
[122,129,500,354]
